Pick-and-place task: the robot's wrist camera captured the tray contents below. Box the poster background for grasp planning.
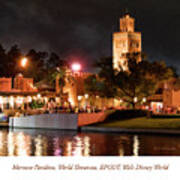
[0,157,174,180]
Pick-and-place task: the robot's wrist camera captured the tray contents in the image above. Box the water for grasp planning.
[0,128,179,156]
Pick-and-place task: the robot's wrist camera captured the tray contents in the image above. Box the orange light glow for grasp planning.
[21,57,28,68]
[71,63,81,72]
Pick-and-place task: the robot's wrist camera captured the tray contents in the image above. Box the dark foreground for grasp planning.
[0,128,180,156]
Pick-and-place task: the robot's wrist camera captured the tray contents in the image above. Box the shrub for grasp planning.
[151,114,180,119]
[104,109,148,122]
[29,100,45,109]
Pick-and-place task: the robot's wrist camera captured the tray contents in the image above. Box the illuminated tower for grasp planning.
[113,13,142,70]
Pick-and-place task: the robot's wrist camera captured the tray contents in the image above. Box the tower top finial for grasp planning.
[120,11,135,32]
[123,8,131,17]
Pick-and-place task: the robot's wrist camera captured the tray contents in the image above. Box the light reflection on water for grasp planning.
[34,135,48,156]
[0,128,180,156]
[133,135,139,156]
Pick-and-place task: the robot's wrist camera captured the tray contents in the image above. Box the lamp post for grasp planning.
[133,97,138,109]
[142,97,146,103]
[84,94,89,111]
[120,99,123,108]
[19,57,28,109]
[78,95,82,111]
[37,94,41,99]
[134,97,138,103]
[142,97,147,110]
[84,94,89,99]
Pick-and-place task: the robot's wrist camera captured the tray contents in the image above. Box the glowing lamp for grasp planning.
[0,96,3,104]
[84,94,89,99]
[21,57,28,68]
[134,97,138,103]
[37,94,41,99]
[27,96,32,103]
[78,96,82,101]
[142,97,146,103]
[72,63,81,72]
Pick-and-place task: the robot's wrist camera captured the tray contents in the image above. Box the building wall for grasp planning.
[63,80,77,107]
[163,89,180,108]
[14,75,36,92]
[63,72,92,107]
[162,79,180,108]
[172,90,180,107]
[0,78,12,91]
[163,90,172,107]
[113,33,129,70]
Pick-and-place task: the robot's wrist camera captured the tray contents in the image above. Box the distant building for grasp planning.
[0,74,37,110]
[63,71,92,107]
[14,74,36,92]
[113,13,142,70]
[146,78,180,113]
[0,78,11,91]
[163,79,180,110]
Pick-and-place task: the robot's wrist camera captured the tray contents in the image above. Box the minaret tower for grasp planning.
[120,13,135,32]
[113,13,142,70]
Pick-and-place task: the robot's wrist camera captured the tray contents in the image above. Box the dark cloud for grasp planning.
[0,0,180,72]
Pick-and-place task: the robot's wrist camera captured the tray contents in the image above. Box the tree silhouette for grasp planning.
[94,55,175,108]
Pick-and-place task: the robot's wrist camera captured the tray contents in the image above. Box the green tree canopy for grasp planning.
[0,43,68,83]
[0,44,22,77]
[94,54,175,108]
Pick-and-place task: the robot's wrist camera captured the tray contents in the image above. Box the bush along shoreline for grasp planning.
[103,109,148,122]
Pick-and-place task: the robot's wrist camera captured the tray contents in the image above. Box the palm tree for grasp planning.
[50,66,74,106]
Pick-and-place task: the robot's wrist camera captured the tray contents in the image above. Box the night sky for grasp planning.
[0,0,180,72]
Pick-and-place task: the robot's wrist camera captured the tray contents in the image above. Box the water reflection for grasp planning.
[7,132,15,156]
[16,132,31,156]
[34,135,48,156]
[7,132,32,156]
[0,128,180,156]
[83,136,90,156]
[133,135,139,156]
[64,140,72,156]
[53,137,62,156]
[0,131,7,156]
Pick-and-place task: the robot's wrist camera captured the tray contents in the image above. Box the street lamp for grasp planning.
[37,94,41,99]
[21,57,28,68]
[78,95,82,111]
[85,94,89,99]
[71,63,81,72]
[84,94,89,111]
[142,97,146,103]
[134,97,138,103]
[78,96,82,101]
[120,99,123,107]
